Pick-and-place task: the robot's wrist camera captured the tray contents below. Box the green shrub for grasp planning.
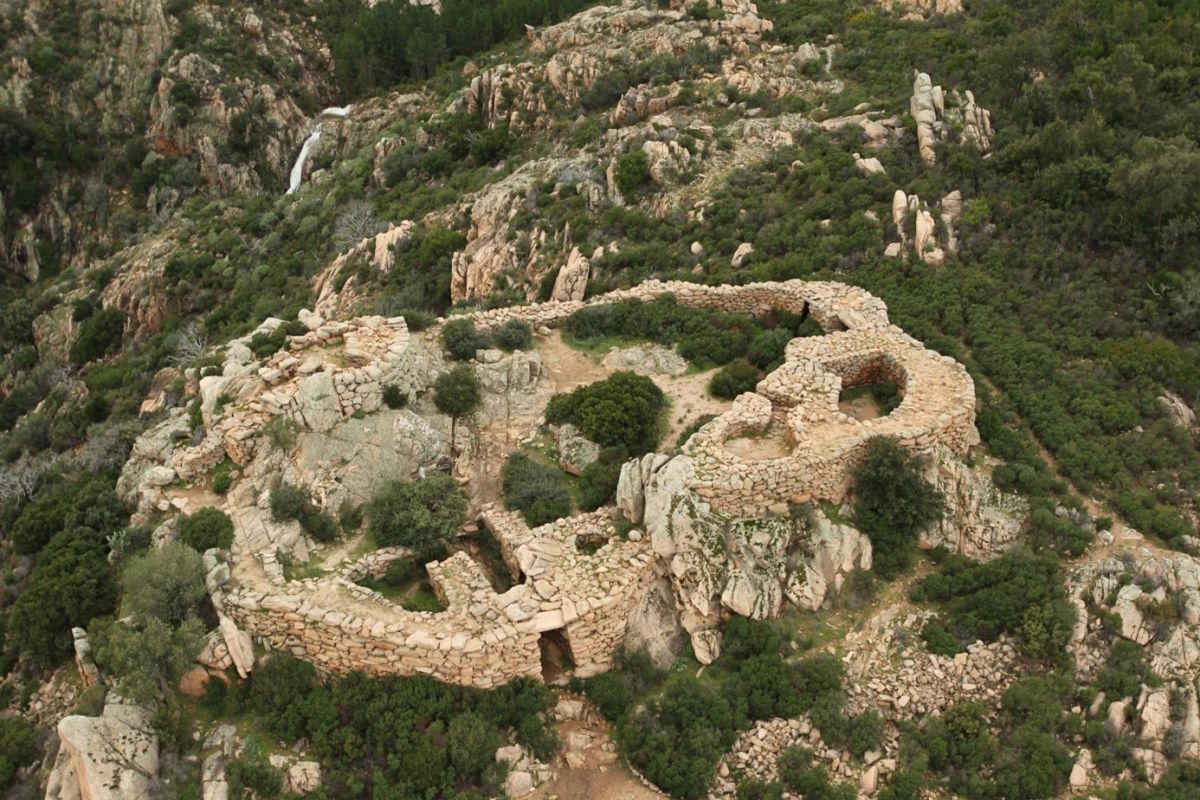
[270,482,311,523]
[737,779,784,800]
[577,448,624,511]
[271,482,339,542]
[545,371,666,455]
[382,384,408,409]
[920,617,964,656]
[709,360,760,399]
[494,318,533,351]
[615,150,652,196]
[910,548,1076,665]
[338,500,364,533]
[227,751,283,797]
[71,308,125,364]
[7,528,117,666]
[748,328,793,369]
[502,453,572,526]
[366,473,468,552]
[261,415,299,451]
[0,714,38,793]
[852,437,944,579]
[441,318,489,360]
[179,507,234,551]
[777,747,855,800]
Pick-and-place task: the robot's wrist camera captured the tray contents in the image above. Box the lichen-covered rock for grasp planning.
[555,424,601,476]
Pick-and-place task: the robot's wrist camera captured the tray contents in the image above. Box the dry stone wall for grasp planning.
[212,508,657,687]
[123,277,979,689]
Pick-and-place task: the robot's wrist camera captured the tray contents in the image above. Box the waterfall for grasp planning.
[286,106,352,195]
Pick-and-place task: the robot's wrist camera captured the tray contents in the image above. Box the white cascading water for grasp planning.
[286,106,352,195]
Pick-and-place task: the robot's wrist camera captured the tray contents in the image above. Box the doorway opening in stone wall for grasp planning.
[539,628,574,684]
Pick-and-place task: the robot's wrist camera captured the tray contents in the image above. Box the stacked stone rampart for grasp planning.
[214,508,656,686]
[463,278,975,516]
[685,324,977,514]
[129,277,977,688]
[460,279,889,333]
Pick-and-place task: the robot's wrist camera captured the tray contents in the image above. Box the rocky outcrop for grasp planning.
[550,246,592,302]
[623,575,685,669]
[910,72,994,165]
[555,425,600,477]
[878,0,963,19]
[785,511,873,611]
[601,343,687,376]
[911,72,945,166]
[1069,549,1200,680]
[1160,391,1197,430]
[922,445,1028,561]
[886,189,965,264]
[44,695,159,800]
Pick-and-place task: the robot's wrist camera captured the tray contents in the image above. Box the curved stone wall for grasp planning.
[126,278,977,688]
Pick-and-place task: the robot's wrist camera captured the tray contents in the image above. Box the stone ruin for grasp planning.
[121,278,996,686]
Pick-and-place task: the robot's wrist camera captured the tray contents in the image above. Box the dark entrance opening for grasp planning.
[538,628,574,684]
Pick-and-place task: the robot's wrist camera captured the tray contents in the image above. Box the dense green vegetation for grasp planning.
[366,473,469,554]
[562,296,820,370]
[179,507,235,552]
[580,619,880,800]
[545,371,666,456]
[323,0,599,98]
[851,437,944,578]
[502,452,572,526]
[911,548,1075,664]
[233,653,558,798]
[270,482,339,543]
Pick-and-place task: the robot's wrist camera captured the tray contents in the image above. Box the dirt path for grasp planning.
[533,694,667,800]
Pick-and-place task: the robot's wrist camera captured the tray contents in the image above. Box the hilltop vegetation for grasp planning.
[0,0,1198,798]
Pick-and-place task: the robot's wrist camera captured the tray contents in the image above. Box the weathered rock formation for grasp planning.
[550,246,592,302]
[886,188,963,264]
[44,695,159,800]
[910,72,994,165]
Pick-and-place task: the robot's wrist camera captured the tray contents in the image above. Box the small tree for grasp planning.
[434,364,482,459]
[366,473,468,553]
[92,615,205,703]
[851,437,943,579]
[120,543,207,626]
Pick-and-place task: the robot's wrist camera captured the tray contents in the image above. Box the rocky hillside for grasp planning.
[1,0,1199,798]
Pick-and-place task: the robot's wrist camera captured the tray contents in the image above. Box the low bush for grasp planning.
[545,371,666,455]
[494,318,533,351]
[366,473,468,552]
[270,482,339,543]
[382,384,408,409]
[441,318,489,361]
[910,548,1076,664]
[709,360,760,399]
[0,714,38,793]
[71,308,125,364]
[179,507,234,551]
[502,453,572,526]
